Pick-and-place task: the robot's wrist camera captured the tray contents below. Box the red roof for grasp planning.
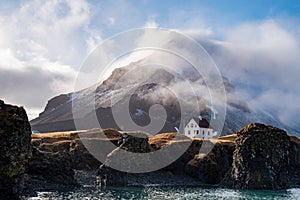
[192,117,210,128]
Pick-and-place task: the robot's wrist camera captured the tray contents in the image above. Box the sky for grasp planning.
[0,0,300,125]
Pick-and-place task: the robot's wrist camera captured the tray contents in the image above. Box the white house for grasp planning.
[184,116,214,139]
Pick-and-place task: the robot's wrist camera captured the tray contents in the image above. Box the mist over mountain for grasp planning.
[30,50,300,136]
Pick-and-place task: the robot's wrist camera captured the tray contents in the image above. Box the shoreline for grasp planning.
[26,126,300,192]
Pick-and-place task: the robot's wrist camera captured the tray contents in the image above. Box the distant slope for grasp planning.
[31,62,299,136]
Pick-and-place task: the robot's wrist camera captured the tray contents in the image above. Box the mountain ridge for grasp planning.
[31,63,300,136]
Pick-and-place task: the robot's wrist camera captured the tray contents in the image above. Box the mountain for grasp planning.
[30,60,300,137]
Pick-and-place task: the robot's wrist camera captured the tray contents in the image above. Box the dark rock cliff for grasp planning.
[96,124,300,189]
[1,99,298,196]
[27,138,77,190]
[20,123,300,191]
[0,100,32,199]
[25,128,122,191]
[96,132,236,186]
[97,132,152,186]
[289,135,300,187]
[230,123,292,189]
[186,142,234,184]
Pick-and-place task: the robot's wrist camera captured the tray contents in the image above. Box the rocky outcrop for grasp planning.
[186,142,234,184]
[1,102,299,196]
[286,135,300,187]
[96,132,236,186]
[18,124,300,190]
[26,129,121,190]
[0,100,32,198]
[24,128,123,192]
[97,132,152,186]
[95,125,300,189]
[27,140,77,189]
[160,138,204,175]
[230,123,291,189]
[70,128,121,171]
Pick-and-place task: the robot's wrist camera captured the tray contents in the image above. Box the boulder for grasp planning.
[0,100,32,198]
[231,123,291,189]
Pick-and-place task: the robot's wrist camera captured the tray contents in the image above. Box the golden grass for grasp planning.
[149,132,191,146]
[31,128,122,141]
[31,129,299,147]
[218,134,237,141]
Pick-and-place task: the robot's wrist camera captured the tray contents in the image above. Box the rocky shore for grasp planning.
[1,101,300,199]
[26,124,300,192]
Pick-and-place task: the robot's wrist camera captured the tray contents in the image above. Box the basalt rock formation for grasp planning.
[186,142,234,184]
[96,131,236,186]
[0,100,32,199]
[26,129,121,191]
[230,123,291,189]
[95,124,300,189]
[289,135,300,187]
[27,138,77,189]
[18,123,300,191]
[1,99,298,196]
[97,132,152,186]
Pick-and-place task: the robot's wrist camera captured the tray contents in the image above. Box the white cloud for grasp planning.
[220,20,300,89]
[0,61,77,119]
[0,0,102,119]
[0,48,24,70]
[249,89,300,125]
[11,0,91,66]
[208,20,300,126]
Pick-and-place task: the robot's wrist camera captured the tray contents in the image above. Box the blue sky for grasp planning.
[0,0,300,123]
[85,0,300,38]
[1,1,299,40]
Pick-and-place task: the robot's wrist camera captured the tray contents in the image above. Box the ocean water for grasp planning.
[22,186,300,200]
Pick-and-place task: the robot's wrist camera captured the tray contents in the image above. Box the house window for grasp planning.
[188,130,191,135]
[202,130,204,135]
[191,123,194,128]
[196,130,199,134]
[208,131,210,136]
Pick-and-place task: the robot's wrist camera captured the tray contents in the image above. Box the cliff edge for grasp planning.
[0,100,32,199]
[24,123,300,191]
